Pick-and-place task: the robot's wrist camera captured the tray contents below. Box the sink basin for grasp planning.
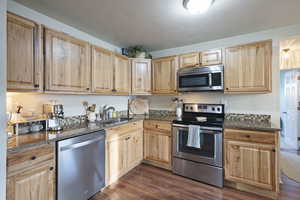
[98,117,133,125]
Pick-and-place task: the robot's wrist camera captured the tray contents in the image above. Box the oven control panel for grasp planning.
[184,103,223,114]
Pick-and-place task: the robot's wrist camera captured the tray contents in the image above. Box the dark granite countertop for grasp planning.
[7,118,143,153]
[224,119,281,132]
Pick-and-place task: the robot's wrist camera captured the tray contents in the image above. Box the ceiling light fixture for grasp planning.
[183,0,214,14]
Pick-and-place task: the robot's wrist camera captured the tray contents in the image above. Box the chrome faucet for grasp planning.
[102,105,116,120]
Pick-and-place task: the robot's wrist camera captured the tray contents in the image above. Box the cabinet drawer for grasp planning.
[7,145,54,175]
[106,120,143,140]
[144,120,171,135]
[224,129,275,144]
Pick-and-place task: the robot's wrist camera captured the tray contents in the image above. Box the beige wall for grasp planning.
[0,0,7,198]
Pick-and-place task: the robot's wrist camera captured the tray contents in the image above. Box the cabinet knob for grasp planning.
[86,88,90,90]
[31,156,37,160]
[155,125,158,128]
[226,88,229,90]
[112,89,117,92]
[49,167,54,171]
[34,84,39,88]
[245,135,250,138]
[272,149,276,152]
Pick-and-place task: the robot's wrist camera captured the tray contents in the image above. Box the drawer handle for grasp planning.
[245,135,250,138]
[31,156,37,160]
[49,167,54,171]
[155,125,158,128]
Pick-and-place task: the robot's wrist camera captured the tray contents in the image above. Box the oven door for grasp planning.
[172,124,223,167]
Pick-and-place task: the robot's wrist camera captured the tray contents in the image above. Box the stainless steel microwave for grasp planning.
[178,65,224,92]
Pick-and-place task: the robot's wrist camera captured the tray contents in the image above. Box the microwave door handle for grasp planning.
[209,73,212,88]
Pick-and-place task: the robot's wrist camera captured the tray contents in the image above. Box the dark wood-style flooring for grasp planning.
[91,164,300,200]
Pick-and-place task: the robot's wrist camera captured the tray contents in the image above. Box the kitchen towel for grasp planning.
[187,125,201,148]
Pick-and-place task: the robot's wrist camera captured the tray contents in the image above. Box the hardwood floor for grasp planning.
[91,164,300,200]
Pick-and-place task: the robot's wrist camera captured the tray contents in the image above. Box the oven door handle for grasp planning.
[172,124,223,132]
[209,73,212,88]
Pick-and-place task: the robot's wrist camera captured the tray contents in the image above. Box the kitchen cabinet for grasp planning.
[224,129,279,198]
[7,12,43,91]
[113,53,131,95]
[131,58,152,95]
[179,52,200,68]
[201,49,222,66]
[143,120,172,170]
[6,145,55,200]
[91,45,114,94]
[44,27,91,93]
[152,56,179,94]
[106,121,143,185]
[224,40,272,93]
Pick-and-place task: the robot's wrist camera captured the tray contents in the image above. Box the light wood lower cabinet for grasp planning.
[143,120,172,170]
[106,121,143,185]
[6,145,55,200]
[7,12,43,92]
[224,129,279,198]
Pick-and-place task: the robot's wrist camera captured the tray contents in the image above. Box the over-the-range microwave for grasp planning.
[177,64,224,92]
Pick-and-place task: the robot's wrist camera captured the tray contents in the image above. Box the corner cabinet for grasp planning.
[91,46,114,94]
[7,12,43,92]
[224,129,279,199]
[152,56,179,95]
[44,27,91,93]
[131,58,152,95]
[6,145,55,200]
[224,40,272,93]
[113,54,131,95]
[143,120,172,170]
[179,52,200,68]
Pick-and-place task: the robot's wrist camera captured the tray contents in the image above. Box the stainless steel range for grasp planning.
[172,103,224,187]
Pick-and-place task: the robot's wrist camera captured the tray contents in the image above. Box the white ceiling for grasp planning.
[14,0,300,51]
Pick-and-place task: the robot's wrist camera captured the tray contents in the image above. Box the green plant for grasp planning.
[127,46,152,59]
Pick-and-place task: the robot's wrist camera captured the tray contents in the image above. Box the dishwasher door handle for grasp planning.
[60,135,105,152]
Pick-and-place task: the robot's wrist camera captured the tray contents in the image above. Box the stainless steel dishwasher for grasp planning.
[57,130,105,200]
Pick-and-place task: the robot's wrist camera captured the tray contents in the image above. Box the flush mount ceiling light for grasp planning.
[282,48,290,59]
[183,0,215,14]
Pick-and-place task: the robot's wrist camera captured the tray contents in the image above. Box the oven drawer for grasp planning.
[144,120,171,135]
[224,129,275,144]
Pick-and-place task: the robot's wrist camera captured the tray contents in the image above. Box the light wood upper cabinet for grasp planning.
[91,46,114,93]
[7,13,43,91]
[201,49,222,66]
[152,56,179,94]
[224,129,278,192]
[131,58,151,95]
[179,52,200,68]
[113,54,131,95]
[143,120,172,170]
[44,27,91,93]
[224,40,272,93]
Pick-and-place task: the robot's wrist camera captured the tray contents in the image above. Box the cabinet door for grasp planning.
[7,161,55,200]
[44,28,91,92]
[131,59,151,95]
[127,130,143,169]
[113,54,131,95]
[7,13,42,91]
[224,140,275,191]
[106,136,127,184]
[224,40,272,93]
[144,131,171,169]
[179,52,200,68]
[91,46,114,93]
[152,56,178,94]
[201,49,222,66]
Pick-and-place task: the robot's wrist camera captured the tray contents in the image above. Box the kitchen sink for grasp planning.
[98,117,133,125]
